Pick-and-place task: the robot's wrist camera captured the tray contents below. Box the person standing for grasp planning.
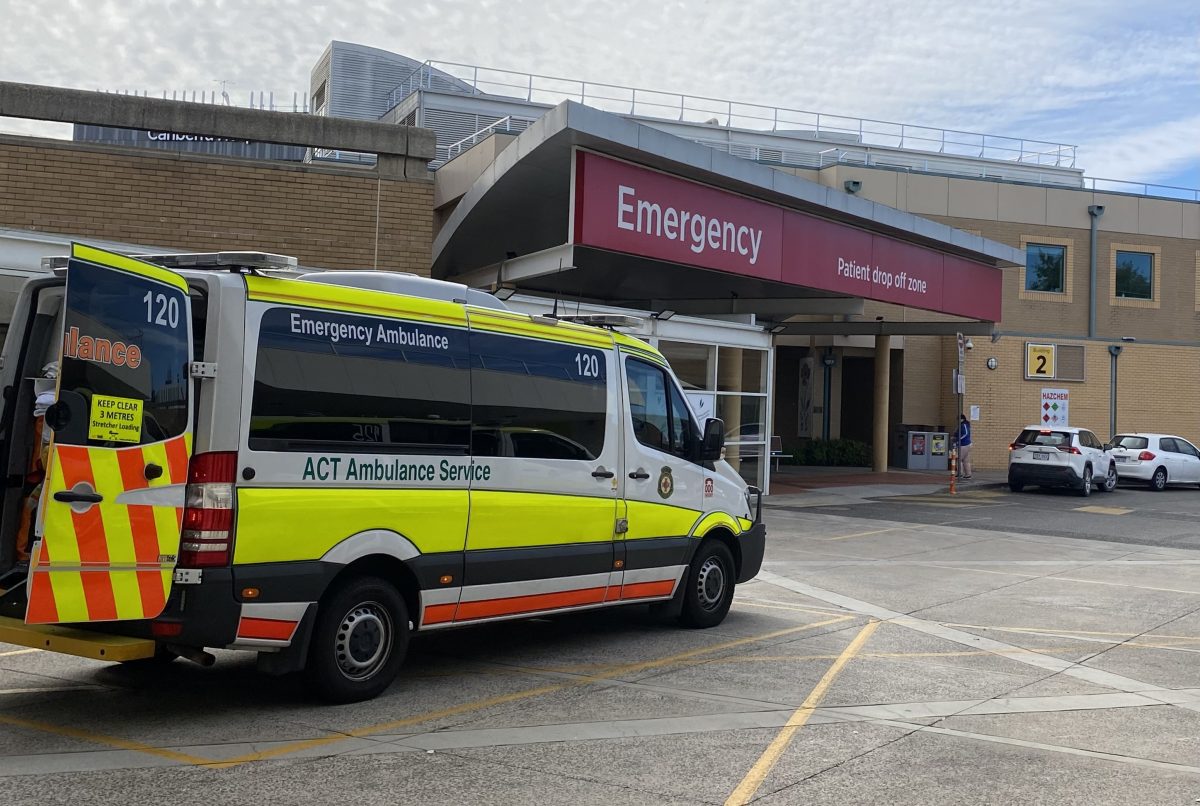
[958,414,973,480]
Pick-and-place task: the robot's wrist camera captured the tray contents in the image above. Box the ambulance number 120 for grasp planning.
[143,290,180,328]
[574,352,600,378]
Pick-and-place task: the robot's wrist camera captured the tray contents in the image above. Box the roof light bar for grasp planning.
[41,251,299,272]
[556,314,646,329]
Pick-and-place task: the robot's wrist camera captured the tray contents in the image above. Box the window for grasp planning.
[626,358,697,460]
[470,332,608,460]
[1159,438,1179,453]
[1113,435,1147,450]
[1025,244,1066,293]
[1115,250,1153,300]
[717,346,766,393]
[59,261,190,445]
[1014,429,1069,447]
[1081,431,1102,449]
[1179,440,1200,459]
[658,341,714,390]
[249,307,470,453]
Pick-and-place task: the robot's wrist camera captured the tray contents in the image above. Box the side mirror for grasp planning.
[700,417,725,462]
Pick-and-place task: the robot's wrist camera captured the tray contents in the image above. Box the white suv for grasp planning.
[1008,426,1118,496]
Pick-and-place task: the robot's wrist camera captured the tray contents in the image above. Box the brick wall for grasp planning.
[0,136,433,273]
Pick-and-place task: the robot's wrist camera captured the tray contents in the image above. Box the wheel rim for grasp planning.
[1155,470,1166,489]
[1107,467,1117,489]
[333,601,392,681]
[1083,469,1092,492]
[695,556,727,612]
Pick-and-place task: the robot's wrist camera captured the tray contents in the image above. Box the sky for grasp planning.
[1,0,1197,190]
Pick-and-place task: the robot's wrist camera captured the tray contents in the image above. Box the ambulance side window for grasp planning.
[249,307,471,454]
[626,358,696,461]
[470,332,607,461]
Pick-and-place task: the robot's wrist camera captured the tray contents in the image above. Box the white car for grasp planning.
[1109,433,1200,491]
[1008,426,1117,496]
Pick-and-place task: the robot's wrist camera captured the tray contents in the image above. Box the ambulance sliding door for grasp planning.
[458,312,620,622]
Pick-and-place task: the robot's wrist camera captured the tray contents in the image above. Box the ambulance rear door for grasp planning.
[26,243,194,624]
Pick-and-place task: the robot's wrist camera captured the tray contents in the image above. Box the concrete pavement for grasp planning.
[2,503,1200,803]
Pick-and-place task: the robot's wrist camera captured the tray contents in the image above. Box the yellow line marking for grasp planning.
[206,614,853,769]
[0,648,38,658]
[1074,505,1133,515]
[821,528,900,542]
[945,622,1200,643]
[725,619,880,806]
[925,564,1200,596]
[735,601,853,616]
[0,713,214,766]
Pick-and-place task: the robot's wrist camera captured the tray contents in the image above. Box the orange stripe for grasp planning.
[79,572,118,621]
[25,572,59,623]
[164,436,190,485]
[455,586,607,621]
[115,447,167,617]
[619,580,676,601]
[237,617,298,641]
[422,603,458,625]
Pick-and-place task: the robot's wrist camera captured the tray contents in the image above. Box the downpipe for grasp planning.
[1088,204,1105,339]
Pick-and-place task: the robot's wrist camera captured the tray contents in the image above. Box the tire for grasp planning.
[679,540,736,629]
[1009,481,1024,493]
[1150,467,1168,492]
[1078,465,1093,497]
[1100,463,1118,493]
[305,576,409,704]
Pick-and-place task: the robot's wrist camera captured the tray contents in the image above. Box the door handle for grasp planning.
[629,470,650,480]
[53,490,103,504]
[591,468,615,479]
[144,463,164,481]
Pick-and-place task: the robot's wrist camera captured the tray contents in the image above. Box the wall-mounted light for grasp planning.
[652,310,676,321]
[844,180,862,194]
[822,354,837,368]
[493,284,517,300]
[768,324,787,334]
[986,357,998,370]
[964,338,974,351]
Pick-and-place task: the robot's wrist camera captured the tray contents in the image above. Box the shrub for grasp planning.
[792,439,871,467]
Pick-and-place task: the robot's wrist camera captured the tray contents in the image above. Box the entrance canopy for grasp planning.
[433,102,1021,335]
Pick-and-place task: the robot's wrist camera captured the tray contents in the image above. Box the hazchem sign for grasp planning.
[1040,388,1069,426]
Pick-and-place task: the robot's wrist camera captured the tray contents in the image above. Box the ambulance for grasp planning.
[0,244,765,702]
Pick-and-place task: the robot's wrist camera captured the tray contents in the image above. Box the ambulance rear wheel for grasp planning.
[305,576,409,703]
[679,540,735,629]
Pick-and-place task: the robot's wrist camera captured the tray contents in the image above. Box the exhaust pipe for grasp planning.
[166,644,216,667]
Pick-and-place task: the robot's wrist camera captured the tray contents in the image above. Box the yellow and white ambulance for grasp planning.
[0,244,765,702]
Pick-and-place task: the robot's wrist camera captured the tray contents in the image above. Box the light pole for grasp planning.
[1109,337,1136,438]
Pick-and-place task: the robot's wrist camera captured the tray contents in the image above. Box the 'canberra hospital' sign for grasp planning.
[572,151,1001,321]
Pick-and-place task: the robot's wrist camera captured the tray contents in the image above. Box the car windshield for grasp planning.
[1112,435,1148,450]
[1015,429,1070,447]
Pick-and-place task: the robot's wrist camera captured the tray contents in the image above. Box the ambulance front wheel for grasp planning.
[679,540,736,629]
[305,576,410,703]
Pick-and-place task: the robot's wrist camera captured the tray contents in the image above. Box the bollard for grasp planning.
[949,448,957,495]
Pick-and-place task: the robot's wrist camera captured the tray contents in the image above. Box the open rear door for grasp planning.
[26,244,194,624]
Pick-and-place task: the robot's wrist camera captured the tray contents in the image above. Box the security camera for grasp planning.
[844,180,862,194]
[964,339,974,351]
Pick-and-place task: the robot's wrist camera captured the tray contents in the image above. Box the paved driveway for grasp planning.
[2,503,1200,804]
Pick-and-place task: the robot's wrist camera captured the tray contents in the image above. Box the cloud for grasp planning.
[0,0,1196,184]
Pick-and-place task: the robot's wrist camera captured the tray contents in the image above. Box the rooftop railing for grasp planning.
[389,60,1078,168]
[102,89,310,113]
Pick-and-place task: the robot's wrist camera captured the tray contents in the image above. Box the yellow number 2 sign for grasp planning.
[1025,343,1056,379]
[88,394,144,443]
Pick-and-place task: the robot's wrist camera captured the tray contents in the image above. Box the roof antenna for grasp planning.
[551,258,563,319]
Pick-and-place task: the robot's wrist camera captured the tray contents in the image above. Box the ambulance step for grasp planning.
[0,616,156,662]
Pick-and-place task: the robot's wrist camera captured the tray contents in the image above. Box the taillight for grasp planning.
[1056,445,1082,455]
[178,451,237,568]
[1009,443,1021,450]
[1138,451,1156,461]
